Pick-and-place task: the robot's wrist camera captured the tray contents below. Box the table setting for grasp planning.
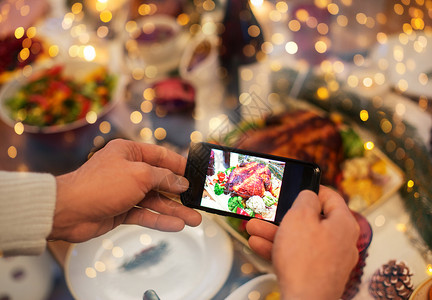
[0,0,432,299]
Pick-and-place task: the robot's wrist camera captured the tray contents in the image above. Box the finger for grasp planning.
[246,219,278,242]
[137,143,187,176]
[145,167,189,194]
[124,207,187,232]
[137,192,202,227]
[248,235,273,261]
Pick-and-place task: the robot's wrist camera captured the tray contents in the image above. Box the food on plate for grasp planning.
[340,126,365,159]
[152,78,195,113]
[4,65,116,128]
[236,110,343,186]
[340,151,390,211]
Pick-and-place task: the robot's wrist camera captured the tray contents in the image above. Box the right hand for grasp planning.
[247,186,360,300]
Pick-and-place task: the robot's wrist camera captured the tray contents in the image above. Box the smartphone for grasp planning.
[181,142,321,225]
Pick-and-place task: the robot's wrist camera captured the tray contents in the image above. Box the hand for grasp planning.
[246,186,359,300]
[48,139,202,243]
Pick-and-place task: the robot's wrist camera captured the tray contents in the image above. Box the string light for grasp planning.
[360,110,369,121]
[427,264,432,276]
[83,45,96,61]
[317,87,329,100]
[364,141,375,150]
[285,41,298,54]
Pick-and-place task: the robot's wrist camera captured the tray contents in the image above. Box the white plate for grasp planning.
[65,214,233,300]
[370,32,432,99]
[226,273,279,300]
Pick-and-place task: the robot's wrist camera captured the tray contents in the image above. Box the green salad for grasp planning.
[5,65,116,127]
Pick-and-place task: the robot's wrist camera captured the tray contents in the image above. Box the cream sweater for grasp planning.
[0,171,56,256]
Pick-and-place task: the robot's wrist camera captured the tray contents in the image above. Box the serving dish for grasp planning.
[0,59,127,134]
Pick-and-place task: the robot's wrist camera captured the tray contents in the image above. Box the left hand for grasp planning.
[48,139,202,243]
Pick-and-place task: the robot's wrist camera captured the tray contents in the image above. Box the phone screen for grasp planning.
[202,148,286,222]
[181,143,321,224]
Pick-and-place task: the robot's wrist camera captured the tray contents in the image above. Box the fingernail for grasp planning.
[177,176,189,190]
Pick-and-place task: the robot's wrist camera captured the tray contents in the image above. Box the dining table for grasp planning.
[1,0,432,299]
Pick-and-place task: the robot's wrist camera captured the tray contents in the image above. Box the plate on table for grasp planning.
[226,273,280,300]
[65,213,233,300]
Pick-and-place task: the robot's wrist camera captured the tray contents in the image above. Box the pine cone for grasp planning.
[369,260,413,300]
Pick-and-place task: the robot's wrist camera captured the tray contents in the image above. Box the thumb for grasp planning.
[290,189,321,215]
[283,190,322,224]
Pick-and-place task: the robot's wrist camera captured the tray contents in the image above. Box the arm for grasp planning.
[246,186,359,300]
[0,171,56,256]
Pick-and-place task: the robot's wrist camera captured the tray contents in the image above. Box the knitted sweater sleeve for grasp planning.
[0,171,56,256]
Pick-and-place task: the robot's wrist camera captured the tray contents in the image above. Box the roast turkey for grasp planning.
[226,162,272,198]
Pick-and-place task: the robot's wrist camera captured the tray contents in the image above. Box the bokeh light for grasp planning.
[7,146,17,159]
[86,111,98,124]
[154,127,167,140]
[364,141,375,150]
[360,110,369,121]
[85,267,97,278]
[14,122,24,135]
[130,111,143,124]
